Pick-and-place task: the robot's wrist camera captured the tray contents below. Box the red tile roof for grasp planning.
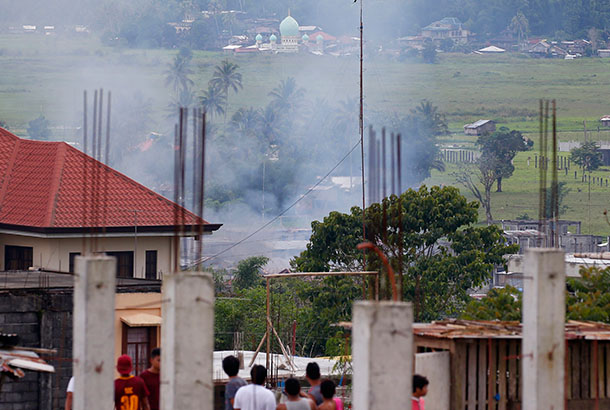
[0,128,219,233]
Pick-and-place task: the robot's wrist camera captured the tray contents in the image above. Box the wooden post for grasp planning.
[522,248,565,410]
[161,271,214,410]
[73,256,116,410]
[352,301,413,410]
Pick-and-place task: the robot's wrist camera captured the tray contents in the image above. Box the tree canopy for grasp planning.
[477,126,532,192]
[291,185,518,321]
[571,141,603,173]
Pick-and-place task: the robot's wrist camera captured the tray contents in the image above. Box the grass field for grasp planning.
[1,34,610,234]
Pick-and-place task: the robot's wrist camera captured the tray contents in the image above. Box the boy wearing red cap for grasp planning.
[114,354,151,410]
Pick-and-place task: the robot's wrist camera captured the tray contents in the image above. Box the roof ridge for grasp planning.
[0,138,21,213]
[45,143,68,226]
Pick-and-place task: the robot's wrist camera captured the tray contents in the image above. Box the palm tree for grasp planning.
[167,86,197,119]
[164,53,194,93]
[509,12,529,45]
[410,99,448,136]
[230,107,261,136]
[259,104,284,147]
[268,77,305,114]
[200,84,226,120]
[222,12,237,37]
[209,59,243,123]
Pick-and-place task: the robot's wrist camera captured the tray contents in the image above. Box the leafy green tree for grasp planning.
[209,59,243,122]
[233,256,269,290]
[200,84,226,119]
[292,185,518,320]
[571,141,603,173]
[567,267,610,322]
[477,126,533,192]
[27,115,51,141]
[164,52,194,93]
[461,286,522,321]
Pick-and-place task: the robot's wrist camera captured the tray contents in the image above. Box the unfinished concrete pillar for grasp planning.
[73,255,116,410]
[161,271,214,410]
[522,248,565,410]
[352,301,413,410]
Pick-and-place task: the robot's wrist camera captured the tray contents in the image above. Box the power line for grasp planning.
[199,140,362,264]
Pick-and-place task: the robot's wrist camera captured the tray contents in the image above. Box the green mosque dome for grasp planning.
[255,34,263,42]
[280,15,299,37]
[270,34,277,42]
[302,33,309,42]
[316,34,324,43]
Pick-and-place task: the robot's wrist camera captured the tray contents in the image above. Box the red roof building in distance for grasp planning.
[0,127,220,277]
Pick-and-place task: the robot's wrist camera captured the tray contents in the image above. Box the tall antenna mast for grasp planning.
[359,0,367,267]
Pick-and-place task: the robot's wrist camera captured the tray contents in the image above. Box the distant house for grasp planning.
[464,120,496,136]
[478,45,505,53]
[421,17,470,44]
[0,127,221,278]
[598,49,610,58]
[528,40,567,58]
[601,116,610,127]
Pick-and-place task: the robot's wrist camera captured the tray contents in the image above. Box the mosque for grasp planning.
[225,12,327,54]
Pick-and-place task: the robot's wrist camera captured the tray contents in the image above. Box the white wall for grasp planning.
[0,233,174,278]
[415,351,450,410]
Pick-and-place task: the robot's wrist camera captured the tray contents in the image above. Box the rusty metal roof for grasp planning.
[414,319,610,340]
[0,347,55,378]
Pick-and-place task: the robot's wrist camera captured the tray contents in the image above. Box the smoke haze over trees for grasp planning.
[3,0,610,50]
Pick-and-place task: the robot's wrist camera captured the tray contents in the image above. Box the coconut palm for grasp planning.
[200,84,226,120]
[509,12,529,44]
[167,86,197,119]
[164,53,194,93]
[209,59,242,122]
[410,99,449,136]
[259,104,284,147]
[268,77,305,115]
[230,107,261,136]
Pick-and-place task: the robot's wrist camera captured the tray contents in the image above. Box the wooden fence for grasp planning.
[416,336,610,410]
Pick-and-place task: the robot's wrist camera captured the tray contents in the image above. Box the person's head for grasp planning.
[305,362,320,381]
[150,348,161,372]
[320,380,336,400]
[250,364,267,385]
[413,374,429,397]
[284,378,301,397]
[223,355,241,377]
[116,354,133,376]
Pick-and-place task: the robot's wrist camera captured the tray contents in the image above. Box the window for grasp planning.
[69,252,81,273]
[122,326,156,375]
[145,250,158,279]
[5,245,33,270]
[106,251,134,278]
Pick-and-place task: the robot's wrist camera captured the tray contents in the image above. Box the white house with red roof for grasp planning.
[0,127,220,278]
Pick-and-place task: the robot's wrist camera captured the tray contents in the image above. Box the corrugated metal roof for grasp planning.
[414,319,610,340]
[0,347,55,377]
[464,119,492,129]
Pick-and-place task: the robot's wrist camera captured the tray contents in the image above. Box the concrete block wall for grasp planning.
[0,290,73,410]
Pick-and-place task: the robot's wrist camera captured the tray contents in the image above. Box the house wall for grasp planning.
[415,351,450,410]
[0,234,175,278]
[114,293,162,375]
[0,288,161,410]
[0,290,73,410]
